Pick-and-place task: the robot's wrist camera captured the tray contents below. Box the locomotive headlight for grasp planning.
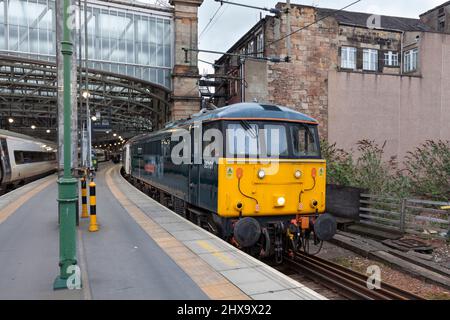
[294,170,302,179]
[277,197,286,207]
[257,169,266,179]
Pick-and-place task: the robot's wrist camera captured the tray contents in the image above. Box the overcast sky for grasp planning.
[137,0,445,74]
[196,0,444,74]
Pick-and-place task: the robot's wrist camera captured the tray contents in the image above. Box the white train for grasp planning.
[0,129,57,194]
[93,148,110,163]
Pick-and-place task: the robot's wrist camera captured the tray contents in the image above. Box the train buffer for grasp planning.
[0,163,326,300]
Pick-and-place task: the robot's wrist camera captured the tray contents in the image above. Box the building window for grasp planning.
[363,49,378,71]
[341,47,356,69]
[438,16,446,32]
[240,47,246,57]
[404,48,418,73]
[384,51,399,67]
[247,40,255,56]
[256,32,264,58]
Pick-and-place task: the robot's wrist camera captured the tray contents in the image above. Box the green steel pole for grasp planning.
[54,0,79,290]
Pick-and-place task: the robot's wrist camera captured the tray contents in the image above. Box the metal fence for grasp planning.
[360,194,450,240]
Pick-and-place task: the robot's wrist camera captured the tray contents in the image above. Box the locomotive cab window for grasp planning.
[227,122,259,158]
[263,124,288,157]
[291,124,320,158]
[225,121,320,159]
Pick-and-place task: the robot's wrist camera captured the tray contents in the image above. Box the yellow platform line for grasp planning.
[105,167,250,300]
[196,240,239,267]
[0,177,55,225]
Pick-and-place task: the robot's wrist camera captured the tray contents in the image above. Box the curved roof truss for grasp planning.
[0,55,171,142]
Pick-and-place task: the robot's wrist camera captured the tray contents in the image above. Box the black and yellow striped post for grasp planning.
[88,181,99,232]
[81,177,88,218]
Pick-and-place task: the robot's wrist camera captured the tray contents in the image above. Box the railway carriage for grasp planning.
[0,130,57,194]
[123,103,336,262]
[94,149,110,163]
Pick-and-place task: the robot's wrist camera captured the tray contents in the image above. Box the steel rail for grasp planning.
[285,252,424,300]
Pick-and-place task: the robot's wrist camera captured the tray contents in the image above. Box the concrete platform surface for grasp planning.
[0,163,326,300]
[108,165,326,300]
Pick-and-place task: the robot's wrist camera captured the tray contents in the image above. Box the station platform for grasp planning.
[0,163,326,300]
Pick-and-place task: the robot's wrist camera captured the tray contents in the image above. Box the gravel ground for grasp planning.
[311,240,450,300]
[429,239,450,268]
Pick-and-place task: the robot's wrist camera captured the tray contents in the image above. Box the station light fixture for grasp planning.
[46,129,51,133]
[8,118,14,124]
[91,115,97,121]
[31,125,36,130]
[81,90,91,99]
[113,133,117,137]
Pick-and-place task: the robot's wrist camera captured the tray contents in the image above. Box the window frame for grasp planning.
[384,51,399,67]
[256,32,264,58]
[363,48,378,71]
[340,46,357,70]
[224,120,322,160]
[404,48,418,73]
[14,150,56,165]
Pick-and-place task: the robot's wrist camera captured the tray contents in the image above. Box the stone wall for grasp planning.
[420,3,450,34]
[263,5,405,138]
[265,5,338,138]
[170,0,203,120]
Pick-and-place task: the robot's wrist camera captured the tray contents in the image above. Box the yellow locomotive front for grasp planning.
[218,159,327,217]
[215,118,336,262]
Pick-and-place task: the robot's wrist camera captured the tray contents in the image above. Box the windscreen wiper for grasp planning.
[240,120,258,139]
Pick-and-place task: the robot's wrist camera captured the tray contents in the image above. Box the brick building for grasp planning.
[213,2,450,160]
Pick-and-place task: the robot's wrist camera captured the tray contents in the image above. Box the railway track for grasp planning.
[283,252,424,300]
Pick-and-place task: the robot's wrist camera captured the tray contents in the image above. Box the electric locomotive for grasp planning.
[123,103,336,262]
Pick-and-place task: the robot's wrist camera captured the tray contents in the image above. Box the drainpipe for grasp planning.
[400,31,404,75]
[240,57,245,102]
[286,0,292,59]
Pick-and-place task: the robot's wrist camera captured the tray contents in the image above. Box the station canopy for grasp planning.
[0,0,174,144]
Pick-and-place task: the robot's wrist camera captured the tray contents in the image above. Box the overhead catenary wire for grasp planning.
[202,5,229,39]
[213,0,281,15]
[199,3,226,41]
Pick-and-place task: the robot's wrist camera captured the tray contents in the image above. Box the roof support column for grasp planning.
[56,0,78,174]
[169,0,204,121]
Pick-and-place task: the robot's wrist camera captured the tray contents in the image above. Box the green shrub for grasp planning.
[321,139,450,200]
[352,140,392,195]
[404,140,450,201]
[321,140,355,186]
